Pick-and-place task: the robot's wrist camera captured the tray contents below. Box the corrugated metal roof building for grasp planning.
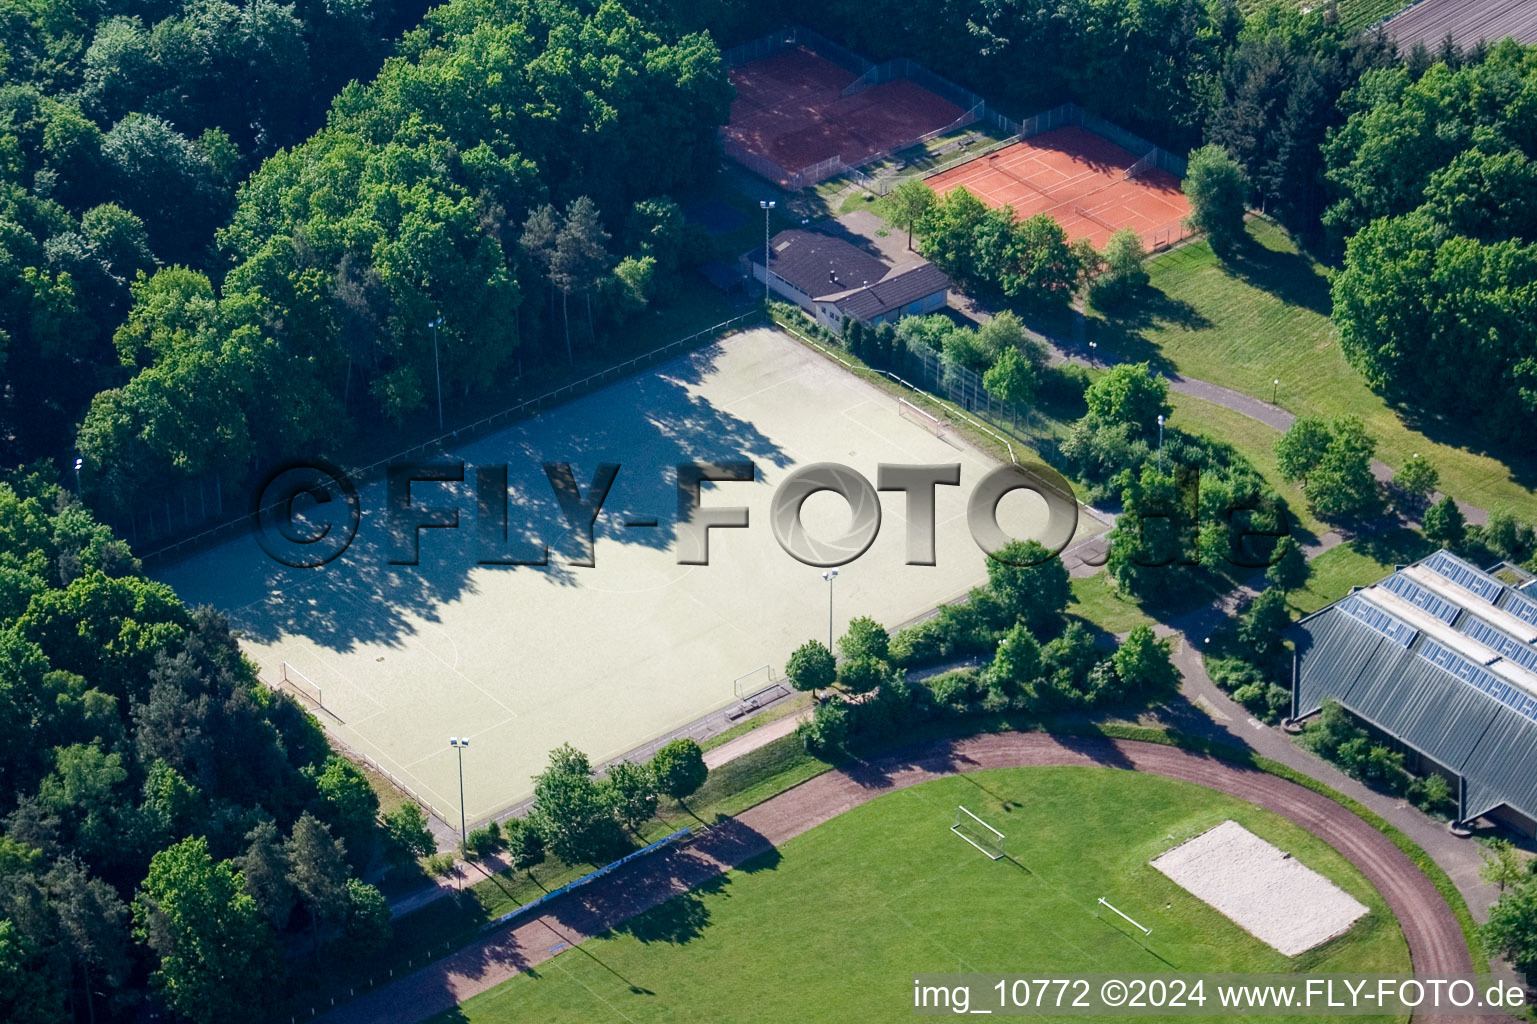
[1293,549,1537,831]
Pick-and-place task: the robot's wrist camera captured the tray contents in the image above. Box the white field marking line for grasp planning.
[325,582,520,720]
[278,641,389,716]
[398,716,519,772]
[549,958,640,1024]
[677,587,753,643]
[877,897,981,974]
[533,918,642,1024]
[346,733,460,817]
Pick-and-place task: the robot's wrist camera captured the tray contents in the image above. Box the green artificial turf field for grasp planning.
[438,767,1408,1024]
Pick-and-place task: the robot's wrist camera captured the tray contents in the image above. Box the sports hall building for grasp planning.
[1293,550,1537,833]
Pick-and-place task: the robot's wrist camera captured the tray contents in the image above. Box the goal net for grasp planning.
[952,805,1005,860]
[280,661,323,707]
[733,664,778,698]
[898,398,944,437]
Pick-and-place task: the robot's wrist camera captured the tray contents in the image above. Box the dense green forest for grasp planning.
[75,0,733,515]
[0,469,433,1022]
[0,0,434,459]
[1328,42,1537,433]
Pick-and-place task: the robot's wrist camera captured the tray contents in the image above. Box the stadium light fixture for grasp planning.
[428,315,445,432]
[449,736,470,850]
[822,568,839,651]
[760,201,776,305]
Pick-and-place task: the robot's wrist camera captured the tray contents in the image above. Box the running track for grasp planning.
[322,734,1495,1024]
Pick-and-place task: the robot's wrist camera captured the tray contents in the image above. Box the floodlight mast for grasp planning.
[821,569,839,651]
[760,200,776,305]
[449,737,469,849]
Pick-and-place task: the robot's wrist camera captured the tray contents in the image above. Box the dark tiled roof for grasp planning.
[834,263,950,320]
[748,229,948,319]
[755,230,890,300]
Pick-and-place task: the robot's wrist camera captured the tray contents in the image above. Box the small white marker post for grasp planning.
[1098,897,1151,935]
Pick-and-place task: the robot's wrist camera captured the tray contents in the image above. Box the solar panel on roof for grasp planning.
[1425,549,1505,603]
[1420,639,1537,722]
[1338,594,1419,647]
[1461,618,1537,674]
[1503,588,1537,628]
[1379,572,1461,623]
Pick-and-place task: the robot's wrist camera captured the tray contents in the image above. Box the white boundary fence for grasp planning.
[486,827,694,930]
[141,311,759,563]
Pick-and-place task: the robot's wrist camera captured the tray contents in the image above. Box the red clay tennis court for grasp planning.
[926,126,1191,251]
[726,46,968,186]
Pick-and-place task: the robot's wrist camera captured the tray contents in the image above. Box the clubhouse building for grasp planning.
[744,228,950,329]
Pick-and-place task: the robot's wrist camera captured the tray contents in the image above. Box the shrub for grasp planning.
[1231,682,1266,713]
[838,616,890,663]
[424,852,457,877]
[464,820,503,860]
[1409,773,1454,815]
[925,670,983,715]
[502,818,545,871]
[799,697,851,756]
[837,655,888,694]
[786,639,836,692]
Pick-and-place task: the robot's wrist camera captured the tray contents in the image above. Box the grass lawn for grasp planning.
[1290,529,1435,617]
[1166,392,1328,544]
[1086,219,1537,517]
[287,733,833,1016]
[439,767,1408,1024]
[1069,575,1157,635]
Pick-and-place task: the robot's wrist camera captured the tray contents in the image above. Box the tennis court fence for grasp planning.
[722,28,1187,193]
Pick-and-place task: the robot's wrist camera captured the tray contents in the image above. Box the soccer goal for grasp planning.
[280,661,323,707]
[898,398,945,437]
[733,664,779,698]
[952,805,1005,860]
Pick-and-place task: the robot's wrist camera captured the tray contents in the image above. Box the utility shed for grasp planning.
[1293,549,1537,832]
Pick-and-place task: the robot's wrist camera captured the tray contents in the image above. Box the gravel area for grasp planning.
[1152,819,1368,956]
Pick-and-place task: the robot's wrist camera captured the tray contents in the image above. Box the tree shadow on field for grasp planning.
[554,818,780,953]
[1053,732,1136,771]
[842,738,974,791]
[170,341,794,656]
[1222,233,1331,317]
[1084,291,1202,373]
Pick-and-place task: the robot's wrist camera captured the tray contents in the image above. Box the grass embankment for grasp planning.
[1085,219,1537,517]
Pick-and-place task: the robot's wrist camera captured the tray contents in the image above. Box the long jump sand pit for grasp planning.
[156,328,1096,822]
[1152,820,1368,956]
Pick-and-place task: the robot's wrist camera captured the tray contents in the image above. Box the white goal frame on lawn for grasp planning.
[952,805,1005,860]
[898,397,945,437]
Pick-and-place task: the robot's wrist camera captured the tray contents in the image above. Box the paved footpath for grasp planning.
[322,734,1498,1024]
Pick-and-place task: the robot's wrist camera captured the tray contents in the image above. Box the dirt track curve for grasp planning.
[322,734,1491,1024]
